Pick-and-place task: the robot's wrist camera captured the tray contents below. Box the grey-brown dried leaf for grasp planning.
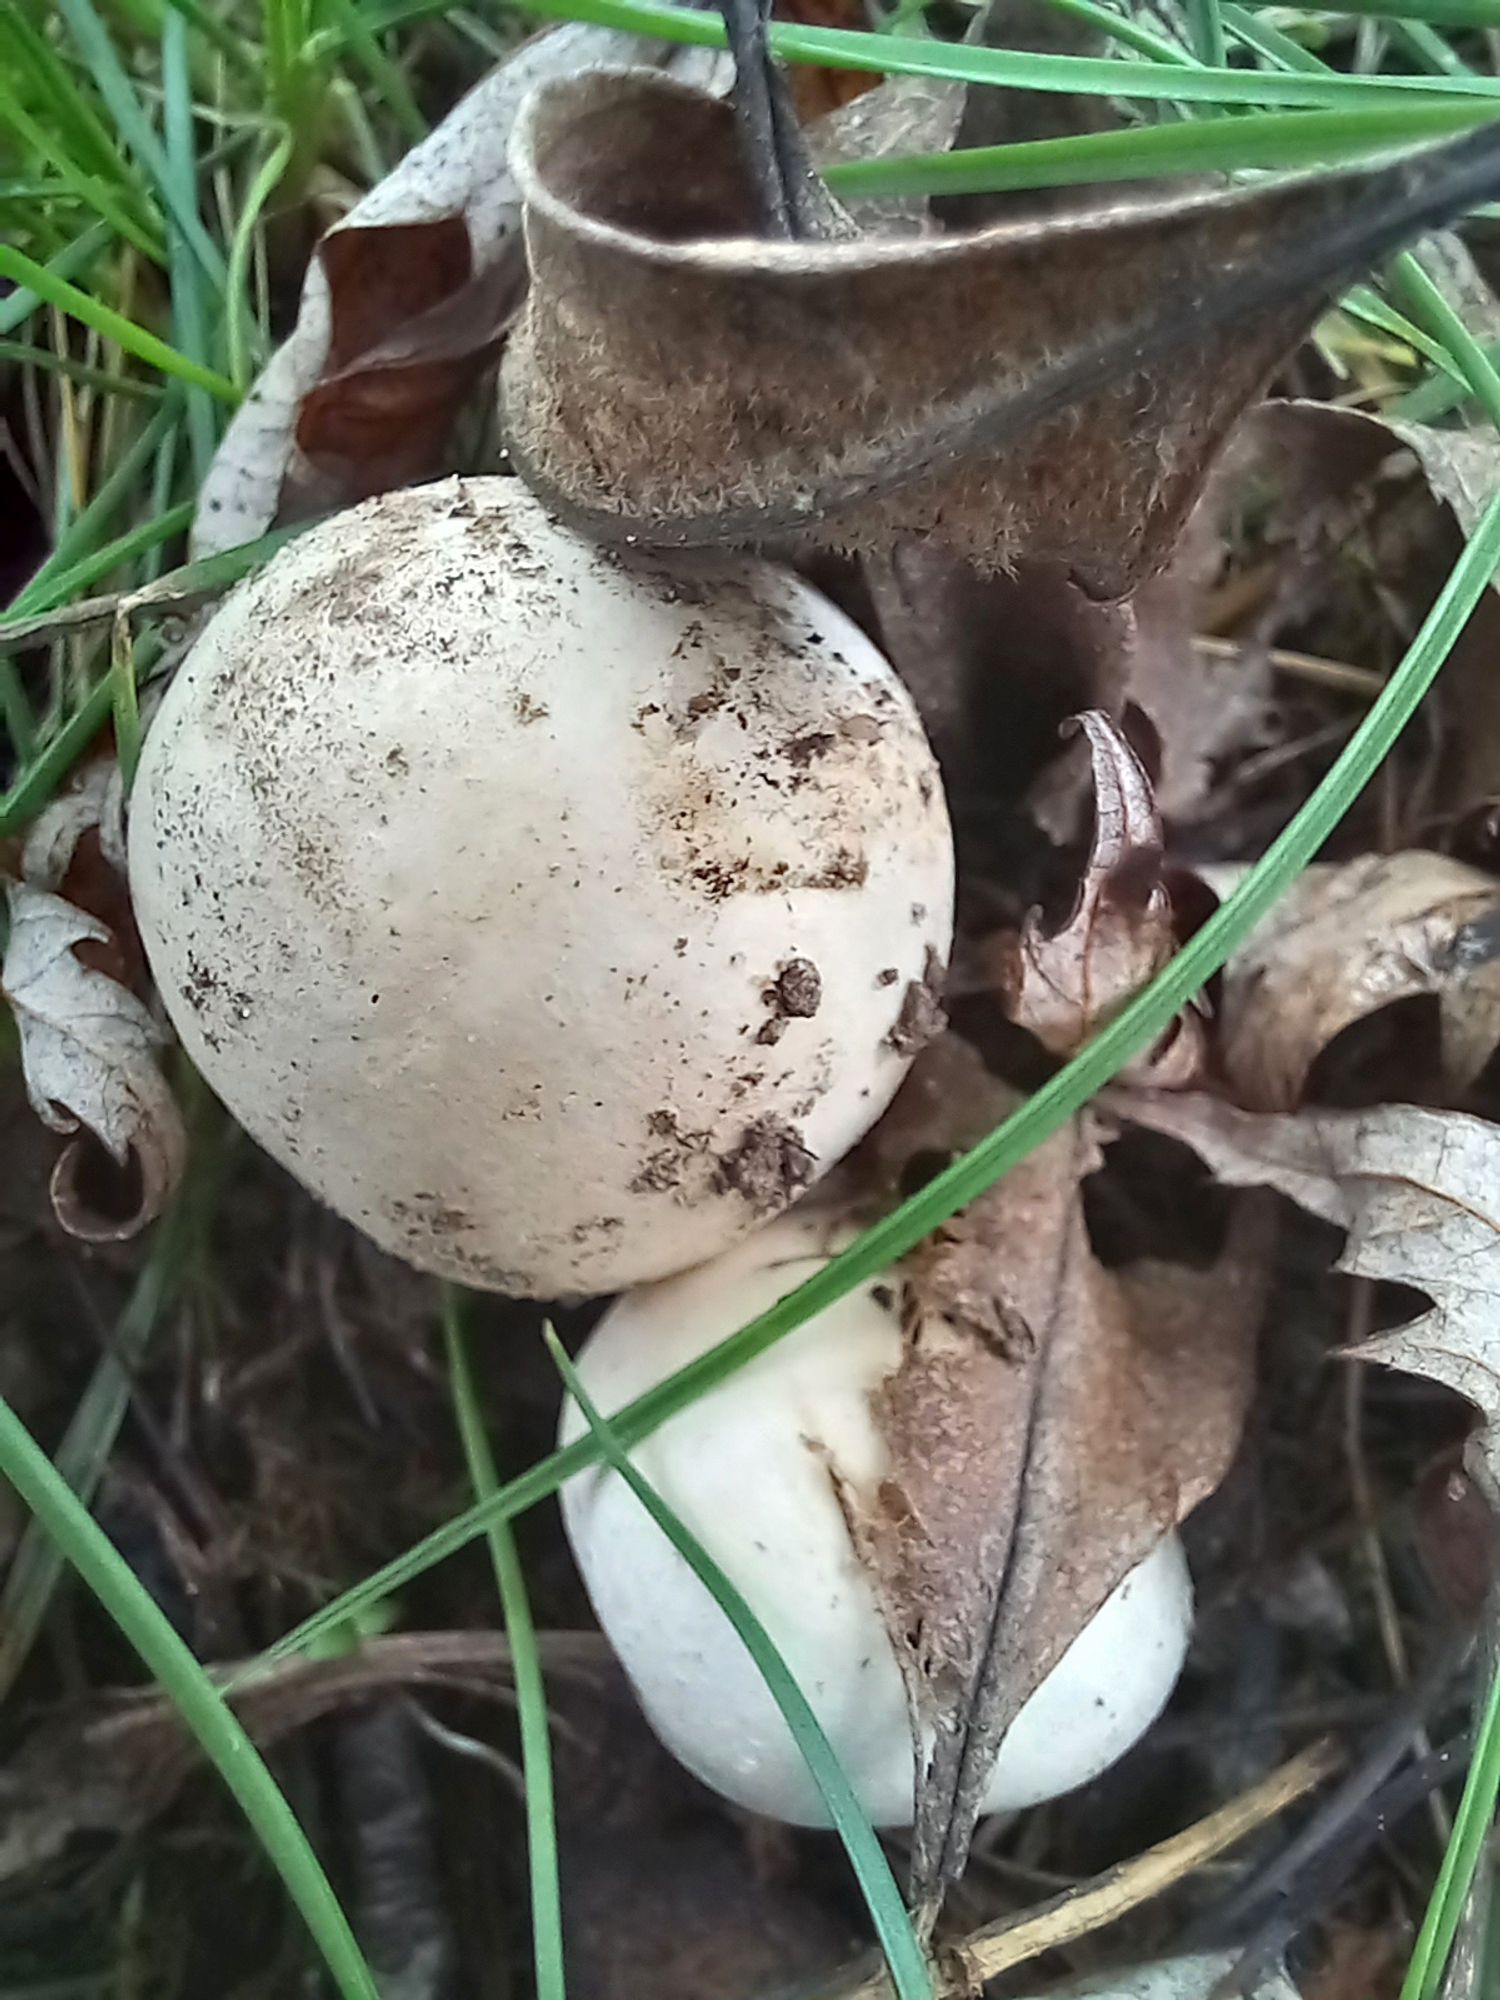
[4,765,185,1239]
[849,1039,1263,1906]
[2,885,185,1239]
[808,74,966,238]
[502,73,1500,587]
[1105,1088,1500,1497]
[984,713,1204,1083]
[1217,851,1500,1111]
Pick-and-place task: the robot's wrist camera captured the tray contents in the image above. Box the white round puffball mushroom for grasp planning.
[128,478,954,1296]
[560,1213,1193,1827]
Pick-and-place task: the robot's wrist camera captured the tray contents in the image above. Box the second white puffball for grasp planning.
[560,1214,1193,1827]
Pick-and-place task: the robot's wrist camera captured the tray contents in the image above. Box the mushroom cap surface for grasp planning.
[561,1214,1193,1826]
[128,479,954,1294]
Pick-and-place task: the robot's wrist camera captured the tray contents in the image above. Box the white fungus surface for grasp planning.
[561,1214,1194,1826]
[128,478,954,1295]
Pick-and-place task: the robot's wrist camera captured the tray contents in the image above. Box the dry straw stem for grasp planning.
[826,1738,1341,2000]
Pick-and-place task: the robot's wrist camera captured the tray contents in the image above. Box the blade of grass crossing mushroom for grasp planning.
[442,1290,566,2000]
[246,436,1500,1676]
[544,1326,934,2000]
[0,1394,379,2000]
[0,524,307,836]
[8,501,196,623]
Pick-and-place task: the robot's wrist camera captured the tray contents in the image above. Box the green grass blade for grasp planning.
[0,1219,181,1699]
[546,1327,933,2000]
[0,6,147,193]
[1400,1654,1500,2000]
[0,339,164,397]
[1025,0,1197,63]
[0,78,167,263]
[0,524,305,838]
[1185,0,1228,66]
[0,223,111,335]
[0,244,237,402]
[0,1393,379,2000]
[159,0,260,74]
[443,1291,566,2000]
[8,500,195,622]
[225,126,293,389]
[248,470,1500,1671]
[1219,2,1332,69]
[161,9,218,482]
[1339,281,1468,374]
[0,676,117,838]
[824,98,1494,198]
[7,395,181,614]
[323,0,427,143]
[54,0,227,288]
[1389,17,1475,76]
[1304,0,1500,24]
[514,0,1500,99]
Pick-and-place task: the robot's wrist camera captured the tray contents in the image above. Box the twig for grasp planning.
[1213,1734,1472,1999]
[822,1738,1342,2000]
[1192,1634,1466,1946]
[1193,634,1385,699]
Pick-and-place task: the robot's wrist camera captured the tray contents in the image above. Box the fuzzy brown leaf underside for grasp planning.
[502,74,1500,591]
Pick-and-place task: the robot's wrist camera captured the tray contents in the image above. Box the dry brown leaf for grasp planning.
[3,765,184,1238]
[1216,851,1500,1111]
[282,215,526,519]
[502,77,1500,586]
[1105,1087,1500,1497]
[808,76,967,239]
[986,713,1203,1082]
[848,1039,1264,1906]
[192,26,731,557]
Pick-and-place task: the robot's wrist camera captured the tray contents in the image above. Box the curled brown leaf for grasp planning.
[1216,851,1500,1111]
[3,765,185,1239]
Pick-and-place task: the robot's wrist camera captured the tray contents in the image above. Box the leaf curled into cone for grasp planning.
[840,1038,1266,1906]
[501,73,1500,589]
